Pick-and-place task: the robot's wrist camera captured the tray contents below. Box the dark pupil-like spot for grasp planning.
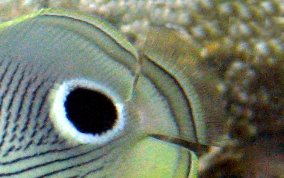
[64,88,117,135]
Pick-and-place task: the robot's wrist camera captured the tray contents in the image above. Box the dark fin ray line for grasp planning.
[150,134,214,156]
[142,54,198,142]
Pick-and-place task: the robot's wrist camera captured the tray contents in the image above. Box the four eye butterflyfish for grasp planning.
[0,9,225,178]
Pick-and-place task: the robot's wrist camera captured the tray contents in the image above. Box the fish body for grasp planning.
[0,9,224,178]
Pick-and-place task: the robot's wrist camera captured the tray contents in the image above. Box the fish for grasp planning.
[0,9,225,178]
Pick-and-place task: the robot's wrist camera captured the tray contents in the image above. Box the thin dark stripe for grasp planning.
[50,134,61,145]
[0,59,12,150]
[0,145,81,165]
[0,59,6,73]
[14,67,33,124]
[0,62,20,148]
[0,59,12,109]
[17,76,42,144]
[5,64,22,111]
[82,168,103,178]
[23,140,33,150]
[36,123,53,145]
[0,142,117,177]
[18,63,50,134]
[36,136,45,146]
[67,176,79,178]
[28,80,50,138]
[9,134,16,142]
[34,79,60,145]
[39,159,104,178]
[11,64,40,145]
[15,145,22,151]
[19,75,40,134]
[8,64,31,143]
[35,84,52,131]
[144,55,198,142]
[19,75,55,147]
[2,145,15,157]
[1,128,126,168]
[0,59,11,84]
[16,73,40,129]
[0,147,101,176]
[150,134,209,154]
[16,78,42,142]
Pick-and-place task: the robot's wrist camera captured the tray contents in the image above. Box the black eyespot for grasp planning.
[64,88,117,135]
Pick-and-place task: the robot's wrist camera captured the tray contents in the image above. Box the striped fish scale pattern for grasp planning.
[0,57,111,177]
[0,9,209,177]
[0,61,59,154]
[0,52,133,177]
[0,13,138,178]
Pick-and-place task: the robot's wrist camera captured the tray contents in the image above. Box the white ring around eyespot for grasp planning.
[49,78,126,145]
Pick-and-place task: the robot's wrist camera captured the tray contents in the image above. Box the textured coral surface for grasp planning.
[1,0,283,177]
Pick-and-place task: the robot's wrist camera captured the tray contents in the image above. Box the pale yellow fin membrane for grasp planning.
[113,137,198,178]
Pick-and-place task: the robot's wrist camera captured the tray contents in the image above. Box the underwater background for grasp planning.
[0,0,283,177]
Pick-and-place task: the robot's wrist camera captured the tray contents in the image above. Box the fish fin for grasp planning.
[141,27,227,146]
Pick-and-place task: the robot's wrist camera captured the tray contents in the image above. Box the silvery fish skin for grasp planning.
[0,9,223,178]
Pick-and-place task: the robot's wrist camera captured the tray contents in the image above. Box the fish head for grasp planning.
[0,9,225,178]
